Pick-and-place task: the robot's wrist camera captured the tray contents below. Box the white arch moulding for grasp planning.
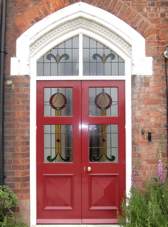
[10,2,153,227]
[10,2,152,76]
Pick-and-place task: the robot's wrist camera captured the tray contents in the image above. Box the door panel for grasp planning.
[43,174,73,210]
[89,174,119,209]
[37,80,125,224]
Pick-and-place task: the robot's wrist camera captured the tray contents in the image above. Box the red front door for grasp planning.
[36,80,125,224]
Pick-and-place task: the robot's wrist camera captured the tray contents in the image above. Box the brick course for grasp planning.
[4,0,168,224]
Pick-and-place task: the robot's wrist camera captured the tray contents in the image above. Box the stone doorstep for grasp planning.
[32,225,120,227]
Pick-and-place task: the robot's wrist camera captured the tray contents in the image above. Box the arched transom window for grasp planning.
[37,35,125,77]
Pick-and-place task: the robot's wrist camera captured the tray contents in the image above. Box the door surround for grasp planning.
[9,2,153,226]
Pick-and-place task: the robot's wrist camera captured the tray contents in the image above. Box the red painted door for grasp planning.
[81,81,125,223]
[37,81,82,224]
[36,80,125,224]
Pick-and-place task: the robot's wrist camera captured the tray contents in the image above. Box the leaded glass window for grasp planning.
[44,88,72,116]
[37,35,125,76]
[44,125,72,163]
[89,124,118,163]
[37,36,79,76]
[89,87,118,116]
[83,36,125,75]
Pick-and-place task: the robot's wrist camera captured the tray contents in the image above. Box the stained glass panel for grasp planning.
[44,125,72,163]
[44,88,72,116]
[89,125,118,163]
[89,88,118,116]
[83,36,125,75]
[37,36,79,76]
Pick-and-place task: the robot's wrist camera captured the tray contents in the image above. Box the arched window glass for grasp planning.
[37,36,79,76]
[83,36,125,76]
[37,35,125,76]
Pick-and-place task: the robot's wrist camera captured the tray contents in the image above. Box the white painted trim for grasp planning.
[30,20,131,60]
[125,63,132,196]
[35,76,126,81]
[30,58,37,226]
[10,2,152,76]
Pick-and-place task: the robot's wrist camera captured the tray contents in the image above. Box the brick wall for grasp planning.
[4,0,168,224]
[4,76,30,222]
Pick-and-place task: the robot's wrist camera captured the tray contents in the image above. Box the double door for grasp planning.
[36,80,125,224]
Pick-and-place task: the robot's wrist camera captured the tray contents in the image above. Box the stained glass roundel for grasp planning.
[95,92,112,110]
[49,92,67,110]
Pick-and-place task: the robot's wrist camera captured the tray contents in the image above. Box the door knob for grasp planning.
[87,166,92,172]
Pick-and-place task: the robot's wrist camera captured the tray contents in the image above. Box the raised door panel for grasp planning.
[89,174,119,210]
[43,174,73,210]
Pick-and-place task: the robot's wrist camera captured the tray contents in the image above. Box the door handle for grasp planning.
[87,166,92,172]
[83,166,92,172]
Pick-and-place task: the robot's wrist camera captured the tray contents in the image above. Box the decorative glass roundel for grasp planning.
[49,93,67,110]
[95,92,112,110]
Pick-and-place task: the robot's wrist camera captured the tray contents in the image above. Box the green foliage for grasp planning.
[120,179,168,227]
[0,185,27,227]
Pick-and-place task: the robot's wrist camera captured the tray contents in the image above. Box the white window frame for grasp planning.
[10,3,153,227]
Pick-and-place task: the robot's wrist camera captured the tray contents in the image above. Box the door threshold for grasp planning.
[32,225,120,227]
